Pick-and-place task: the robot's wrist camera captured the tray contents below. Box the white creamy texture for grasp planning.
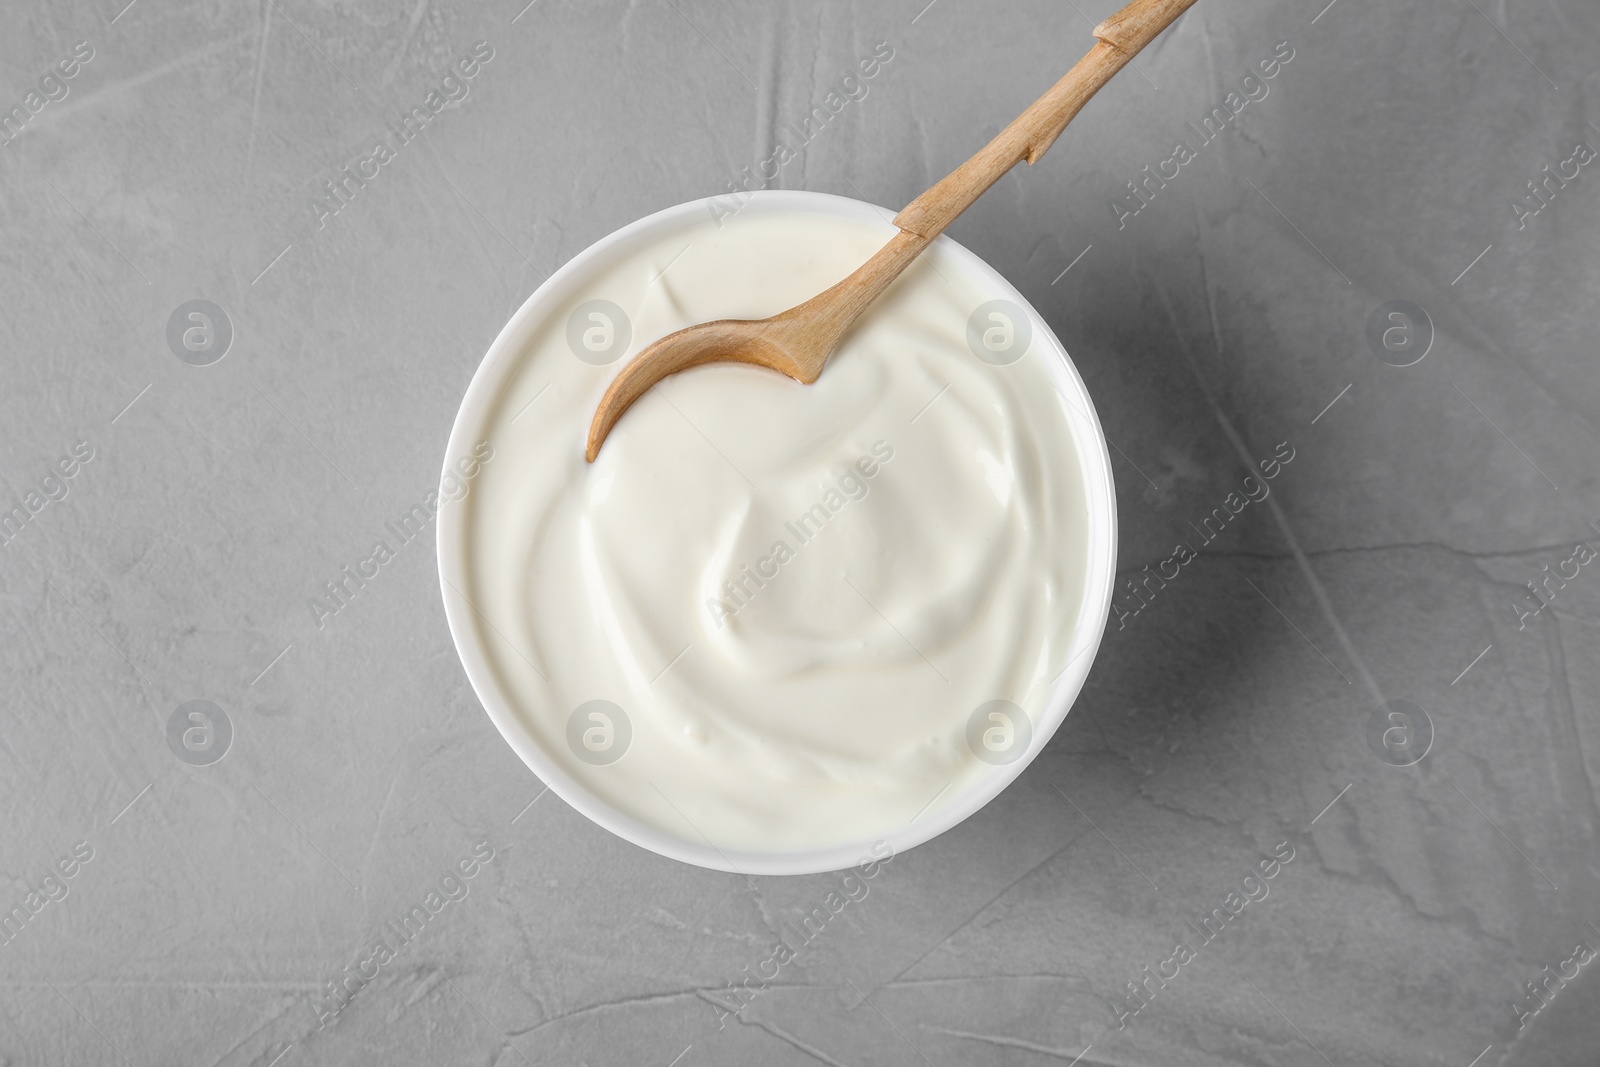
[463,210,1090,854]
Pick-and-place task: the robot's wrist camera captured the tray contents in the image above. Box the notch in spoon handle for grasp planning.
[893,0,1199,241]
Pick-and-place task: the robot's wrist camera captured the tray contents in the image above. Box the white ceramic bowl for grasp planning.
[438,190,1117,875]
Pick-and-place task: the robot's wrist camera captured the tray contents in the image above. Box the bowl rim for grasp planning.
[437,189,1118,876]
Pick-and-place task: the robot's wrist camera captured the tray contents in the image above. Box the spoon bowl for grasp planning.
[585,229,929,460]
[585,322,794,462]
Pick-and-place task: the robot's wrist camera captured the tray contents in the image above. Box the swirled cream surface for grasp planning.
[460,208,1091,854]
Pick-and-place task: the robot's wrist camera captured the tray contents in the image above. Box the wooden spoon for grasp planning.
[586,0,1197,462]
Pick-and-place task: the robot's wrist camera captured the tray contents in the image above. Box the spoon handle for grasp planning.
[894,0,1199,241]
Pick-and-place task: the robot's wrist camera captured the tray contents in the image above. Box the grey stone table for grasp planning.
[3,0,1598,1063]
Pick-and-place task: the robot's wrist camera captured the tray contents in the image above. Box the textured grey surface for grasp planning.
[3,0,1599,1063]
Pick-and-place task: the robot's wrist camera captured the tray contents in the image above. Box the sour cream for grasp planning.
[454,203,1096,856]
